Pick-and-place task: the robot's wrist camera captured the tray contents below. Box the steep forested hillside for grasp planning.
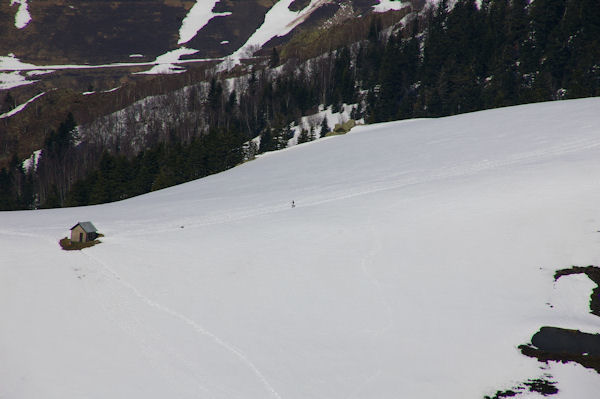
[1,0,599,210]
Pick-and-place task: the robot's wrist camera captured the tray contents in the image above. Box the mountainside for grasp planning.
[0,0,188,65]
[0,0,414,171]
[2,99,600,398]
[1,0,599,210]
[0,0,413,74]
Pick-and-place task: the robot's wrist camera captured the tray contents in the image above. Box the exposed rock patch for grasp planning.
[289,0,311,12]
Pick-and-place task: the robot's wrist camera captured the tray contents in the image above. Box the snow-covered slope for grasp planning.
[2,99,600,398]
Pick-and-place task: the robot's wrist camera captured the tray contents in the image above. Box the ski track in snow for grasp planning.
[79,251,283,399]
[119,132,600,238]
[0,228,220,395]
[4,127,600,242]
[359,219,394,336]
[0,229,56,245]
[349,370,384,399]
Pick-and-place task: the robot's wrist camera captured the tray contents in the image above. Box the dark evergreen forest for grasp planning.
[1,0,599,210]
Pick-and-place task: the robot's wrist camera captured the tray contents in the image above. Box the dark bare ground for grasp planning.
[484,377,558,399]
[59,234,103,251]
[288,0,311,12]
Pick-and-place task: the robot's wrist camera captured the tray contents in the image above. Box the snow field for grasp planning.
[2,98,600,398]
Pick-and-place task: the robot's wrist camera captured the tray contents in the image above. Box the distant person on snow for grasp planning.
[291,200,295,208]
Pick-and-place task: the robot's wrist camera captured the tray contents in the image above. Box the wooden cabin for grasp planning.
[70,221,98,243]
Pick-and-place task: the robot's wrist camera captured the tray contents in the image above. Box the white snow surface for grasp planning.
[9,0,31,29]
[2,98,600,398]
[178,0,232,45]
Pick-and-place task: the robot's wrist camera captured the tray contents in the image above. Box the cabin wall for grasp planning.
[71,225,87,242]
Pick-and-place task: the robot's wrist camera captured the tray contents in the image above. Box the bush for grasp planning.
[59,235,102,251]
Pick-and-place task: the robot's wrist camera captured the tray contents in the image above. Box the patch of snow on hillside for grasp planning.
[0,52,215,75]
[22,149,42,171]
[10,0,31,29]
[25,70,53,77]
[0,91,45,119]
[102,87,121,93]
[373,0,408,13]
[0,52,219,76]
[178,0,232,45]
[0,53,38,71]
[427,0,483,9]
[0,71,36,89]
[136,48,199,75]
[226,0,331,67]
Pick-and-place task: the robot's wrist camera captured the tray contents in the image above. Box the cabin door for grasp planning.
[79,232,83,242]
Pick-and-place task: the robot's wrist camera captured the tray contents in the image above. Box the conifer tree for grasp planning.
[297,128,310,144]
[2,92,15,113]
[269,47,280,68]
[320,116,329,138]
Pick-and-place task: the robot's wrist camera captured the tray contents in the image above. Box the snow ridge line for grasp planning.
[80,251,283,399]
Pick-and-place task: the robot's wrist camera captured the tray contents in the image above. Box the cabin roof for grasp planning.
[70,221,97,233]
